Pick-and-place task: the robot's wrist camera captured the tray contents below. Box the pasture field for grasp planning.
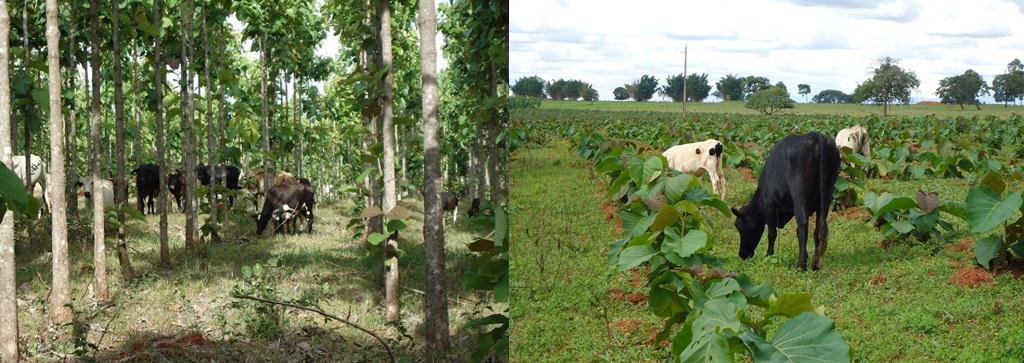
[11,197,485,362]
[510,108,1024,361]
[539,99,1024,118]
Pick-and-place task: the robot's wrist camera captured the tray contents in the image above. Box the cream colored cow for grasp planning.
[662,139,726,199]
[835,125,870,157]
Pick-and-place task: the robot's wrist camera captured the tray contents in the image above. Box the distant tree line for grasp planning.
[510,75,599,101]
[513,57,1024,109]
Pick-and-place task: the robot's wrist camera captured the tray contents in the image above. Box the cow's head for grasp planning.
[732,206,765,260]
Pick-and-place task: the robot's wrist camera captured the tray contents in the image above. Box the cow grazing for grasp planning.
[731,132,841,271]
[441,191,459,224]
[255,183,316,235]
[81,178,115,209]
[132,163,161,214]
[835,125,870,157]
[196,164,242,206]
[166,169,186,212]
[12,154,49,213]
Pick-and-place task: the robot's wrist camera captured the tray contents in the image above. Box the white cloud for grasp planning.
[511,0,1024,101]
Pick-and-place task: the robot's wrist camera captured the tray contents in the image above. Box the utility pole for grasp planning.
[682,45,688,119]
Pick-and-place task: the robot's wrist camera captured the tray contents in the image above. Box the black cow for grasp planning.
[132,164,161,214]
[731,132,841,271]
[255,183,316,235]
[167,169,186,212]
[196,164,242,206]
[298,177,311,186]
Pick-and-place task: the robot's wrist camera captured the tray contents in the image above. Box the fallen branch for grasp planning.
[231,294,395,363]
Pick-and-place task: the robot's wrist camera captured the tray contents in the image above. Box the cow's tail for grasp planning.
[819,135,840,215]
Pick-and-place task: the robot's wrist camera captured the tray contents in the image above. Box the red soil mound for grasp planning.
[949,267,994,288]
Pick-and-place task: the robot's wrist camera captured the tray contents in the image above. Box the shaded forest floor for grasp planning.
[12,194,488,362]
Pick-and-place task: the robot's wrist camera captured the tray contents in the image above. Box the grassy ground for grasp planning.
[540,100,1024,118]
[12,195,485,362]
[512,141,1024,362]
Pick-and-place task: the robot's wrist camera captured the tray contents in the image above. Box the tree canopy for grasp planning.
[511,75,545,99]
[613,86,629,100]
[715,74,744,101]
[745,86,794,115]
[628,75,659,102]
[936,69,989,110]
[813,89,854,104]
[660,73,710,102]
[853,56,920,115]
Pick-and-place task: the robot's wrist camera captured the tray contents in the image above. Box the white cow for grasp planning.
[12,154,49,213]
[835,125,870,157]
[662,139,727,199]
[81,178,115,209]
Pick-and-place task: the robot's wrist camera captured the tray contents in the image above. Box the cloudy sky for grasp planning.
[511,0,1024,102]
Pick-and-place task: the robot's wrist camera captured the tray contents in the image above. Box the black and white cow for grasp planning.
[731,132,841,271]
[255,182,316,235]
[662,140,727,199]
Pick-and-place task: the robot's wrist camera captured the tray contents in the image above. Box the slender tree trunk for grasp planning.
[154,0,169,265]
[112,0,136,280]
[487,64,501,202]
[476,125,488,200]
[202,4,217,236]
[65,7,78,221]
[89,0,109,301]
[46,0,72,327]
[20,0,29,189]
[418,0,450,357]
[260,38,272,195]
[379,0,400,323]
[0,0,20,359]
[399,125,407,194]
[359,49,373,220]
[181,0,198,249]
[21,0,29,189]
[216,32,226,219]
[133,48,142,166]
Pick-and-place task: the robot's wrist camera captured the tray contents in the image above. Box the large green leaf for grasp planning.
[650,205,681,232]
[662,229,708,259]
[863,192,916,217]
[975,235,1003,269]
[665,173,694,202]
[617,245,657,271]
[744,312,849,363]
[965,187,1022,234]
[0,165,30,214]
[643,155,665,184]
[766,293,815,319]
[679,299,745,362]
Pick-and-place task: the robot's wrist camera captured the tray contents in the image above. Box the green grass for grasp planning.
[512,141,1024,362]
[540,100,1024,118]
[12,196,483,362]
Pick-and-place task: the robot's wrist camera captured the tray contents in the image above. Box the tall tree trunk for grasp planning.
[133,48,142,166]
[216,32,226,218]
[399,125,407,194]
[46,0,72,327]
[154,0,169,265]
[259,38,272,195]
[65,6,77,222]
[180,0,198,249]
[21,0,29,189]
[0,0,20,359]
[379,0,399,323]
[418,0,450,357]
[476,125,488,200]
[112,0,136,280]
[89,0,109,301]
[487,63,500,203]
[202,4,217,237]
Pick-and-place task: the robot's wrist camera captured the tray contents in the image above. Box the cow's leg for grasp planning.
[793,207,810,271]
[766,225,777,256]
[812,212,828,271]
[453,204,458,224]
[138,193,145,214]
[716,161,726,200]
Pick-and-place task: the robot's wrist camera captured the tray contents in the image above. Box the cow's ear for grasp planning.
[731,207,741,217]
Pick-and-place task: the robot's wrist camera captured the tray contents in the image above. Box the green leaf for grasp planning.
[649,286,686,318]
[0,165,30,214]
[766,293,815,319]
[617,245,657,271]
[663,229,708,259]
[665,174,694,202]
[889,220,913,234]
[494,273,508,303]
[979,171,1006,195]
[650,205,681,232]
[744,312,849,363]
[367,232,387,245]
[643,156,664,184]
[938,200,967,220]
[965,187,1022,235]
[975,236,1003,269]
